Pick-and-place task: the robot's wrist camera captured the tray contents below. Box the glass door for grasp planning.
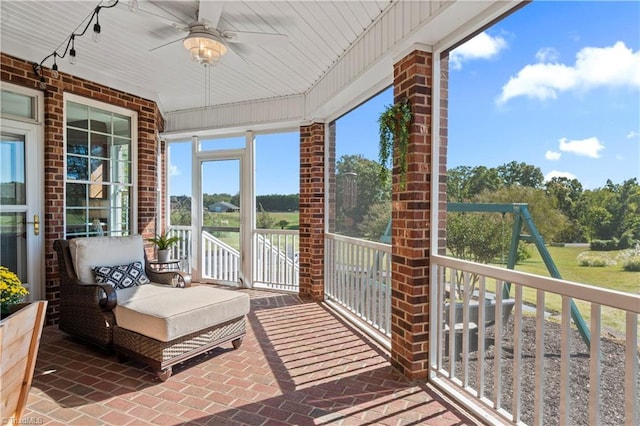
[0,121,43,301]
[198,156,243,285]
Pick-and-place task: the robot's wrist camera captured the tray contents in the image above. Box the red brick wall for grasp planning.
[299,122,325,300]
[390,50,434,380]
[1,53,164,324]
[326,122,336,234]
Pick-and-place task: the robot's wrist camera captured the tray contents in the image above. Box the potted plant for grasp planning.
[378,98,412,190]
[147,233,181,262]
[0,266,29,318]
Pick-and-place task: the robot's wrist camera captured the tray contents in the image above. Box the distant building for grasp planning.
[208,201,240,213]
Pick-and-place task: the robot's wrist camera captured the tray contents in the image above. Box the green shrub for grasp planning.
[590,239,618,251]
[618,233,638,250]
[577,252,615,267]
[623,257,640,271]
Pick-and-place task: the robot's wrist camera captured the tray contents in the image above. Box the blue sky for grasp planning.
[169,1,639,196]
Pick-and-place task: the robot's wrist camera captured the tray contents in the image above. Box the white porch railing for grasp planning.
[324,233,392,343]
[254,229,299,292]
[430,254,639,426]
[169,226,298,287]
[202,231,239,282]
[168,226,191,267]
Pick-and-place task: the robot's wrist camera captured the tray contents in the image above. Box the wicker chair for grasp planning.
[53,236,249,380]
[54,238,191,350]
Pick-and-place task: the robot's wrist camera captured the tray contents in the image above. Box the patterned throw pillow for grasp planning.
[93,261,150,289]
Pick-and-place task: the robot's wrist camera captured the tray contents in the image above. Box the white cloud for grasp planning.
[545,150,561,160]
[545,170,578,182]
[535,47,559,63]
[498,41,640,104]
[627,130,639,139]
[450,32,508,70]
[170,164,181,176]
[558,137,604,158]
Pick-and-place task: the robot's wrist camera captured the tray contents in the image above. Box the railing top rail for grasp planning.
[432,254,640,314]
[325,232,391,252]
[202,230,240,255]
[169,225,191,231]
[254,229,299,236]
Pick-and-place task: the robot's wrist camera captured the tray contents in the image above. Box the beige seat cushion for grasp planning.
[114,285,250,342]
[70,235,146,284]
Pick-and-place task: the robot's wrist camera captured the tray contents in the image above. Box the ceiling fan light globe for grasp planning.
[183,36,227,65]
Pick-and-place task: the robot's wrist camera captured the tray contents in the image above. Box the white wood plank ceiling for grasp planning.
[0,1,522,133]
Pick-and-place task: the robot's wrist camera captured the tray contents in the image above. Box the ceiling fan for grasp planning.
[134,1,288,65]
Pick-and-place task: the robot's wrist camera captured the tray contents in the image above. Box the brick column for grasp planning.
[299,122,325,300]
[390,49,434,380]
[1,53,163,324]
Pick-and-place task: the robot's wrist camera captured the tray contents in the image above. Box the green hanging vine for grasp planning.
[378,98,412,189]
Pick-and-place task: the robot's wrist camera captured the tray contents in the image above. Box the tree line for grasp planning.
[447,161,639,244]
[170,193,299,212]
[334,156,639,247]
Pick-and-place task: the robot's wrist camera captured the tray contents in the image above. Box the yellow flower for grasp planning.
[0,266,28,313]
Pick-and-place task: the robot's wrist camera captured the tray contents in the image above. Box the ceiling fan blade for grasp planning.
[125,2,190,31]
[198,1,224,28]
[149,37,185,53]
[222,31,288,46]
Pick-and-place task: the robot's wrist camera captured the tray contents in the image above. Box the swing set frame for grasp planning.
[380,202,591,348]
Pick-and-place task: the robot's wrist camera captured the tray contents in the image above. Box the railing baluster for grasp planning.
[625,312,638,426]
[436,265,444,371]
[461,271,471,388]
[590,304,601,425]
[560,296,571,425]
[477,275,486,399]
[448,268,457,378]
[512,284,523,423]
[534,290,545,426]
[494,280,503,410]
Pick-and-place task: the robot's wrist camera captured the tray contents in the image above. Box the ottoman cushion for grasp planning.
[114,285,250,342]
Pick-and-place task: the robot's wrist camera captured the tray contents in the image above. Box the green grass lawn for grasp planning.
[504,245,639,336]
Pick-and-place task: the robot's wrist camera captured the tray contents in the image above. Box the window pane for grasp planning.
[113,114,131,138]
[66,183,86,207]
[113,137,130,160]
[90,159,109,183]
[114,161,130,184]
[0,133,26,205]
[90,108,111,134]
[91,134,109,158]
[67,129,88,155]
[66,209,87,235]
[67,102,88,129]
[0,212,27,280]
[67,155,88,180]
[1,90,34,119]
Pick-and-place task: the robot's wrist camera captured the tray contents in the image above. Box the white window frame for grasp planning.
[63,93,139,237]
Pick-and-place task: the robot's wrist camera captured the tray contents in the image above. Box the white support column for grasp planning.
[190,135,201,281]
[243,131,256,288]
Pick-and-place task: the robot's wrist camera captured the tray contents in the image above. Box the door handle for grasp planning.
[26,214,39,236]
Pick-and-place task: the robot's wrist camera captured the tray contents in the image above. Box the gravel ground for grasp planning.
[448,316,639,426]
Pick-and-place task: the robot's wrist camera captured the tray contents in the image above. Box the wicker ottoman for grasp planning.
[112,286,250,380]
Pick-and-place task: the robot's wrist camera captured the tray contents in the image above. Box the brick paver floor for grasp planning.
[21,288,480,425]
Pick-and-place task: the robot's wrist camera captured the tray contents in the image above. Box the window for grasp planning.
[64,98,136,237]
[0,89,36,121]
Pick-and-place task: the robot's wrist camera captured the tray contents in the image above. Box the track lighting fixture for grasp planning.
[33,1,118,84]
